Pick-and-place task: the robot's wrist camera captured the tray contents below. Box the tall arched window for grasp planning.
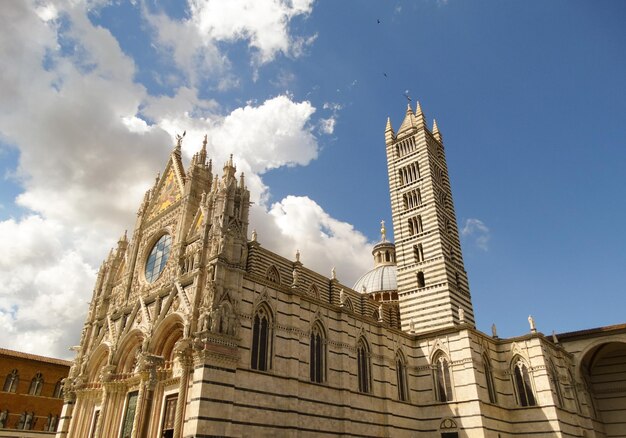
[251,305,273,371]
[3,369,19,393]
[28,372,43,396]
[483,354,497,404]
[549,361,563,407]
[433,353,453,402]
[512,358,536,406]
[357,338,371,393]
[53,380,63,398]
[396,351,409,401]
[310,322,326,383]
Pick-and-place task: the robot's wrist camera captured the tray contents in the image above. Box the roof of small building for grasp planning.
[0,347,72,367]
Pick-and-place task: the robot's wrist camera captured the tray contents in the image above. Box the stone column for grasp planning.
[135,355,163,438]
[173,343,193,438]
[55,390,76,438]
[94,364,116,438]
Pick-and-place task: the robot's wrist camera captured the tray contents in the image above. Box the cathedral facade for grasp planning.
[56,104,626,438]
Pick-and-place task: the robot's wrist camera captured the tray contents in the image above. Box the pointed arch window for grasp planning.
[357,338,371,393]
[3,369,19,393]
[145,234,172,283]
[483,354,497,404]
[512,358,536,406]
[53,379,63,398]
[549,361,563,407]
[251,305,273,371]
[433,353,453,402]
[396,352,409,401]
[308,284,319,298]
[310,322,326,383]
[28,372,44,396]
[265,265,280,284]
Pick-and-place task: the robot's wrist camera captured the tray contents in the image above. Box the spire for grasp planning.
[223,154,236,180]
[414,101,426,128]
[432,118,442,142]
[380,220,387,242]
[199,134,207,165]
[385,117,395,145]
[239,172,245,188]
[397,103,416,134]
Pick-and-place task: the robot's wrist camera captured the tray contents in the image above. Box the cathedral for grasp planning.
[56,103,626,438]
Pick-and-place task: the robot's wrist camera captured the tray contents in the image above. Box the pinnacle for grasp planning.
[432,119,439,134]
[385,117,394,132]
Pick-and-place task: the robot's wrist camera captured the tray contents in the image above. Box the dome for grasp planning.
[353,264,397,293]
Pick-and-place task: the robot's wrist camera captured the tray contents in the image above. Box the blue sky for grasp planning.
[0,0,625,358]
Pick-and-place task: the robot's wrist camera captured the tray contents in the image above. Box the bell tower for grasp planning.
[385,102,474,333]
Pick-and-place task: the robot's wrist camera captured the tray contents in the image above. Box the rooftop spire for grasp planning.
[199,134,207,164]
[414,101,426,128]
[432,119,442,142]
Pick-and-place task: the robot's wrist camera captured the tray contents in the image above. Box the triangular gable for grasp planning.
[186,206,205,239]
[147,160,184,221]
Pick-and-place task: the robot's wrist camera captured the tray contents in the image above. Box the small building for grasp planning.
[0,348,70,436]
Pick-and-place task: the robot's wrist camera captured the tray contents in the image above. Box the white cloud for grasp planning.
[145,0,315,85]
[461,218,491,251]
[250,197,371,285]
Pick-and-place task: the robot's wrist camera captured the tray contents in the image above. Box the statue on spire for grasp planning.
[380,220,387,242]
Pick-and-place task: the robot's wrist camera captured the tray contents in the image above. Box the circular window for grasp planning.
[145,234,172,283]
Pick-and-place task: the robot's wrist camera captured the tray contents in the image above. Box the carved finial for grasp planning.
[251,229,257,242]
[239,172,245,188]
[528,315,536,333]
[491,323,498,338]
[331,267,336,280]
[295,249,300,262]
[380,220,387,242]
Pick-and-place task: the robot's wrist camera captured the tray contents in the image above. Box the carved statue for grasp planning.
[378,304,383,322]
[458,307,465,323]
[331,267,336,280]
[292,268,299,287]
[251,229,257,242]
[491,323,498,338]
[528,315,536,332]
[296,249,300,262]
[339,289,346,306]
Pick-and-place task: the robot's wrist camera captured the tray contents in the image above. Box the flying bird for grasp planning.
[383,72,388,78]
[377,19,381,24]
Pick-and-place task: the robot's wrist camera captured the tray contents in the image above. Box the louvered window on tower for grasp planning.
[417,272,425,288]
[414,244,424,263]
[408,216,423,236]
[398,163,420,186]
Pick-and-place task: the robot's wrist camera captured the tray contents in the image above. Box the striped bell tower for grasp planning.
[385,102,474,333]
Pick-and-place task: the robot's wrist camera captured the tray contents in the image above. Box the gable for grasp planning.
[147,164,184,221]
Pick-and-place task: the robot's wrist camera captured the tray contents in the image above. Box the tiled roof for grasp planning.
[0,347,72,367]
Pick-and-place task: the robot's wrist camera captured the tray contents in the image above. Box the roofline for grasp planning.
[0,347,73,367]
[556,322,626,341]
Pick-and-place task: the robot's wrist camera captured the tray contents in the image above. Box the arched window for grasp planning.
[251,305,273,371]
[28,372,44,396]
[483,354,497,404]
[265,265,280,284]
[396,351,409,401]
[417,271,425,288]
[0,409,8,428]
[414,244,424,263]
[357,338,371,393]
[549,361,563,407]
[343,298,354,312]
[433,353,453,402]
[46,414,58,432]
[567,369,581,413]
[310,322,326,383]
[3,369,19,393]
[53,380,63,398]
[512,358,536,406]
